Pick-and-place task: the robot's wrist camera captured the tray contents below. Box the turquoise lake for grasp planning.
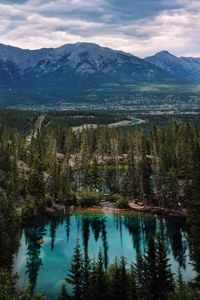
[13,209,195,299]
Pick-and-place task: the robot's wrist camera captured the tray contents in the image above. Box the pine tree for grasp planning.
[171,269,188,300]
[144,235,158,299]
[135,252,146,297]
[7,158,20,205]
[128,264,138,300]
[95,250,108,300]
[58,284,71,300]
[119,256,128,300]
[88,158,99,190]
[89,258,98,300]
[156,232,174,298]
[28,156,45,208]
[66,242,83,300]
[141,156,152,205]
[109,258,121,300]
[82,254,91,300]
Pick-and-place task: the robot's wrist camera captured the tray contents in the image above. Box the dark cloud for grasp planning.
[0,0,28,3]
[40,0,183,25]
[107,0,182,20]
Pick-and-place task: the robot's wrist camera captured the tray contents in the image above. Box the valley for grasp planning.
[0,42,200,112]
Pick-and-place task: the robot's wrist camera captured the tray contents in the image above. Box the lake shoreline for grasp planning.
[21,202,186,224]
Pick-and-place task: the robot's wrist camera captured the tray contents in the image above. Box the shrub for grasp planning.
[110,194,128,208]
[76,190,100,207]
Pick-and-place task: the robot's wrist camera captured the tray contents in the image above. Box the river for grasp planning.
[72,117,145,132]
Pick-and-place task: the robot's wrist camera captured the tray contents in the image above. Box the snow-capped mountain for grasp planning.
[145,51,200,82]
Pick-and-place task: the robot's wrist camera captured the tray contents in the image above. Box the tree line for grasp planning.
[0,119,199,211]
[59,233,199,300]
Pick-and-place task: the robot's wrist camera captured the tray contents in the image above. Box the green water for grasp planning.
[13,210,195,299]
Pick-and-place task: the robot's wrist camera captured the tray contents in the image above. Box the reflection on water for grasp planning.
[13,210,195,300]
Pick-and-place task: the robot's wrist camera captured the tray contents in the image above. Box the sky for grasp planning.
[0,0,200,57]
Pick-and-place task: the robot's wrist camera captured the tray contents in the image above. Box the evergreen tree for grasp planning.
[141,156,152,205]
[109,258,121,300]
[144,235,158,299]
[82,254,91,300]
[88,158,99,190]
[119,256,129,300]
[89,258,98,300]
[156,232,174,298]
[95,250,108,300]
[128,264,138,300]
[66,242,83,300]
[171,269,189,300]
[28,156,45,208]
[135,252,146,297]
[58,284,71,300]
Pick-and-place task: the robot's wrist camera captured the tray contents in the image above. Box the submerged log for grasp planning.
[36,237,44,245]
[128,201,186,218]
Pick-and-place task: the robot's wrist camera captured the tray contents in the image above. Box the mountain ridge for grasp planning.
[0,42,180,80]
[145,51,200,82]
[0,42,197,107]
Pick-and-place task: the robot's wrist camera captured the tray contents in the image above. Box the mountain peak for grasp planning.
[54,42,105,57]
[54,42,130,57]
[145,50,200,82]
[56,42,101,51]
[157,50,171,55]
[147,50,176,59]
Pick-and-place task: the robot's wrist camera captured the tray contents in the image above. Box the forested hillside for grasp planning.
[0,110,200,299]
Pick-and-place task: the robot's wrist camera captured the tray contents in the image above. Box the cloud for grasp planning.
[0,0,200,57]
[106,0,183,21]
[0,0,28,3]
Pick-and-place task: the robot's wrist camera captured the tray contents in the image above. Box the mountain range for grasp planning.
[0,42,180,85]
[145,51,200,82]
[0,42,199,106]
